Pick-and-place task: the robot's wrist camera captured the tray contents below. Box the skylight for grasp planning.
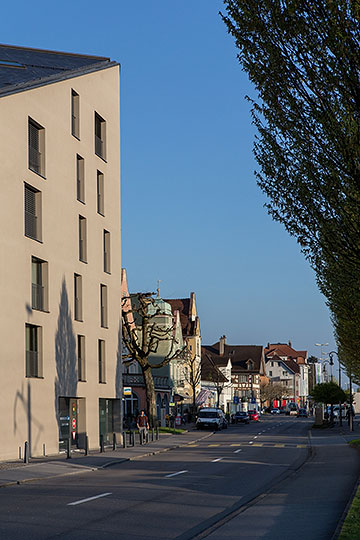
[0,60,25,68]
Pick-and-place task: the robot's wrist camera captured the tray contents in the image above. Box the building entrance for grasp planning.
[58,397,86,451]
[99,398,121,446]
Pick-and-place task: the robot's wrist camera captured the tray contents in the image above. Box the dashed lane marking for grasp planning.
[212,457,224,462]
[234,449,242,453]
[67,493,112,506]
[165,470,188,478]
[208,444,220,447]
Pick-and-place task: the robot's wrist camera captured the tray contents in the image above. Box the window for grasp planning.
[31,257,48,311]
[100,284,108,328]
[71,90,80,138]
[25,324,42,377]
[97,171,104,215]
[28,117,45,176]
[74,274,83,321]
[271,361,274,367]
[95,112,106,160]
[98,339,106,383]
[79,216,87,262]
[103,230,110,273]
[77,335,86,381]
[269,370,273,376]
[25,183,42,241]
[76,155,85,203]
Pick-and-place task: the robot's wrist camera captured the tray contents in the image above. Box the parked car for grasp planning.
[297,408,308,417]
[233,411,250,424]
[248,410,259,421]
[270,408,281,414]
[196,408,227,430]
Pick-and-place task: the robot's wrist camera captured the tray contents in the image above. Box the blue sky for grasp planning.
[2,1,339,366]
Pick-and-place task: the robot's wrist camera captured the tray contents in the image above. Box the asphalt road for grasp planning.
[0,416,316,540]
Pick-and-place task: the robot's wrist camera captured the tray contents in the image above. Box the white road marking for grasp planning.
[234,449,242,453]
[249,441,253,444]
[165,470,188,478]
[67,492,112,506]
[254,436,258,439]
[212,457,224,462]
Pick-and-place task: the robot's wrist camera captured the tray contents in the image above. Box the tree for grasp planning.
[180,349,202,418]
[122,293,185,427]
[221,1,360,377]
[311,382,346,406]
[260,381,291,407]
[203,354,230,408]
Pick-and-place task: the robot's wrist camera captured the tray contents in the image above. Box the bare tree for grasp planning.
[260,382,291,408]
[204,354,230,408]
[180,349,202,419]
[122,293,185,427]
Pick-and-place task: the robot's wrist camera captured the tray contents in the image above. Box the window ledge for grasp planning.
[25,375,44,379]
[72,134,80,141]
[29,167,46,180]
[25,235,43,244]
[95,152,107,164]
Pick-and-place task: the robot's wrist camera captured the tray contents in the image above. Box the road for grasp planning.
[0,415,354,539]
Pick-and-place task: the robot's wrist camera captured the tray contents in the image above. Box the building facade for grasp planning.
[0,45,122,460]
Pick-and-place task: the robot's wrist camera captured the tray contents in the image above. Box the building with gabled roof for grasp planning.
[0,44,121,461]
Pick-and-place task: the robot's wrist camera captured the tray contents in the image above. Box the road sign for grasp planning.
[251,397,256,404]
[169,402,175,406]
[123,387,132,396]
[233,396,239,404]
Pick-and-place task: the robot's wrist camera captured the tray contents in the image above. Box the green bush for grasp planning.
[338,485,360,540]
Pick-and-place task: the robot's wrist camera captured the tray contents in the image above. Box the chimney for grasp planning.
[219,335,226,356]
[288,340,292,348]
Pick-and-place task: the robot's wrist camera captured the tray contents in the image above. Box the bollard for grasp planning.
[24,441,29,464]
[66,437,71,459]
[84,435,89,456]
[139,430,143,445]
[156,426,159,440]
[19,446,22,460]
[112,432,117,451]
[100,434,104,453]
[151,428,154,442]
[123,431,127,449]
[43,443,46,457]
[131,430,135,447]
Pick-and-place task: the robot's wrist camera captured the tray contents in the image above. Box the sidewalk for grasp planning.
[0,426,212,489]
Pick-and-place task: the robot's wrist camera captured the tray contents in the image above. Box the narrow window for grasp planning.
[31,257,48,311]
[74,273,83,321]
[25,324,42,377]
[95,112,106,160]
[79,216,87,262]
[71,90,80,138]
[77,335,86,381]
[269,370,273,376]
[97,171,104,215]
[98,339,106,383]
[25,184,42,241]
[103,230,110,273]
[100,284,108,328]
[76,155,85,203]
[28,117,45,176]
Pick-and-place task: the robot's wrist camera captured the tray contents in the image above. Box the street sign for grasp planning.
[251,397,256,404]
[169,402,175,406]
[123,387,132,396]
[233,396,239,404]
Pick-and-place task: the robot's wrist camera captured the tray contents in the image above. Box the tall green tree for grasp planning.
[221,1,360,375]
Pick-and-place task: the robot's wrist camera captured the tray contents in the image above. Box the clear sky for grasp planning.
[2,1,340,366]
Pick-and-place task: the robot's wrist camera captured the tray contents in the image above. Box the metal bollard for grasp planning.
[123,431,127,448]
[19,446,22,460]
[112,432,117,451]
[85,435,89,456]
[100,434,104,453]
[151,428,154,442]
[156,426,159,440]
[43,443,46,457]
[24,441,29,464]
[66,437,71,459]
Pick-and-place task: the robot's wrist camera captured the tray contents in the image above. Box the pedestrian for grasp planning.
[136,410,149,444]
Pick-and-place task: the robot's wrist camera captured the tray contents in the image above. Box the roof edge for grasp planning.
[0,43,110,62]
[0,60,119,98]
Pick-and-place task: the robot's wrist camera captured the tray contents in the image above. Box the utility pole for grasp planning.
[349,372,354,432]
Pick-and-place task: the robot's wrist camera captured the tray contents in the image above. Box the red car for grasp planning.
[248,410,259,421]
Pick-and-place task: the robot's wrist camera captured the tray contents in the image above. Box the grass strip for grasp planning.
[158,427,186,434]
[338,485,360,540]
[349,439,360,449]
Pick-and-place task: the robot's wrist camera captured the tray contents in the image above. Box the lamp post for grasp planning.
[315,343,329,382]
[329,351,342,426]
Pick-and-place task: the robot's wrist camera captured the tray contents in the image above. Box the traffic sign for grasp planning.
[233,396,239,404]
[123,387,132,396]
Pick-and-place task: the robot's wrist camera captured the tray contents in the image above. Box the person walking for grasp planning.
[137,410,149,444]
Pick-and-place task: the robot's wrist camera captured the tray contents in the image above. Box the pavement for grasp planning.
[0,425,213,488]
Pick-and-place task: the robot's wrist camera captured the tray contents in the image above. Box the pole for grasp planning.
[349,373,354,432]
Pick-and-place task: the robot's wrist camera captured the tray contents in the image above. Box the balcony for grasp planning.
[123,373,169,389]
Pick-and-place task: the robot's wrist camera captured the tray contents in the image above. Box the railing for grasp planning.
[26,351,38,377]
[123,373,169,389]
[29,146,41,174]
[32,283,44,311]
[95,135,104,158]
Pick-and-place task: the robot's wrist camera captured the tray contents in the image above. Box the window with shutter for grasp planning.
[71,90,80,138]
[95,112,106,160]
[28,118,45,176]
[97,171,104,215]
[77,335,86,381]
[25,324,42,378]
[79,216,87,262]
[103,230,110,273]
[24,184,41,241]
[100,284,108,328]
[76,155,85,203]
[74,274,83,321]
[98,339,106,383]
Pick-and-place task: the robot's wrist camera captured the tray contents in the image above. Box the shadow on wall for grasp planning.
[54,279,77,432]
[115,320,122,399]
[14,381,44,456]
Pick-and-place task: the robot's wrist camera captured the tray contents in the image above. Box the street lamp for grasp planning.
[315,343,329,382]
[329,351,342,426]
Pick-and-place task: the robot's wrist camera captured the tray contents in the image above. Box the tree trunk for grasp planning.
[142,365,158,428]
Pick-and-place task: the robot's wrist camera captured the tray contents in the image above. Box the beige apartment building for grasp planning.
[0,44,122,460]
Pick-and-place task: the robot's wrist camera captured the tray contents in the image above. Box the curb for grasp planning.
[0,466,97,489]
